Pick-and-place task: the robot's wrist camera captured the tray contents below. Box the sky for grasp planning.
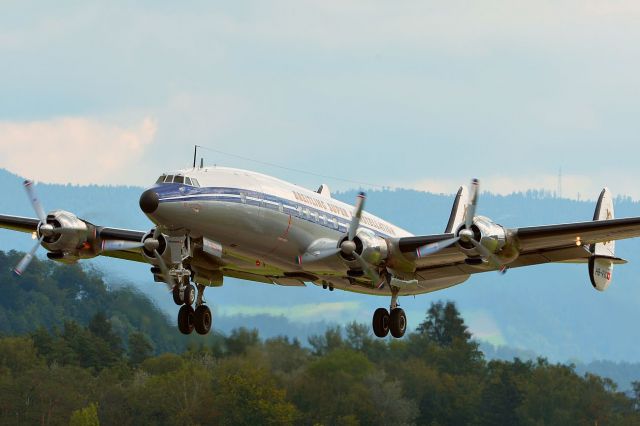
[1,1,640,199]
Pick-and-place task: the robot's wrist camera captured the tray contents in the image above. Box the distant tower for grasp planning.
[557,167,563,199]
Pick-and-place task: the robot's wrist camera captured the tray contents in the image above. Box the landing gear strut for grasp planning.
[371,286,406,338]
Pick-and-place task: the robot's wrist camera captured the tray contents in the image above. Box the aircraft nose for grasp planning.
[139,189,159,214]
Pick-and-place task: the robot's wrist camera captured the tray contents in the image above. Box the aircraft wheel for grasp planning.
[177,305,195,335]
[172,285,183,305]
[194,305,213,335]
[389,308,407,338]
[184,284,196,306]
[372,308,390,338]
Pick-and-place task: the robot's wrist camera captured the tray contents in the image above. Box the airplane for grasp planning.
[2,166,640,338]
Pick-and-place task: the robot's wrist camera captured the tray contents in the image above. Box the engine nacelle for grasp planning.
[457,216,519,264]
[457,216,505,252]
[339,229,389,269]
[40,210,97,261]
[140,229,169,264]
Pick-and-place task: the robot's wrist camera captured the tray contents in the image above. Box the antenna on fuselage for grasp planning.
[200,158,204,168]
[193,145,199,168]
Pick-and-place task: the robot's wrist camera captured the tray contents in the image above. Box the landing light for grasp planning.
[576,236,582,246]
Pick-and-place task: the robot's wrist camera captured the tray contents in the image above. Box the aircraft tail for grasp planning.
[588,188,618,291]
[444,186,469,233]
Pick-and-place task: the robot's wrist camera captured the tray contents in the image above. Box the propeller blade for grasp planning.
[416,236,461,258]
[469,238,502,269]
[353,252,383,286]
[153,249,176,291]
[296,247,341,265]
[348,192,366,241]
[101,240,145,252]
[14,237,44,276]
[23,180,47,223]
[465,178,479,229]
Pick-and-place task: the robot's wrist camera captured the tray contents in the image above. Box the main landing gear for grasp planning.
[372,287,406,338]
[175,281,212,335]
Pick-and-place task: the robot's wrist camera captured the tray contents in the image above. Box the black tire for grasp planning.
[172,285,183,305]
[389,308,407,338]
[177,305,195,334]
[194,305,213,335]
[372,308,390,338]
[184,284,196,306]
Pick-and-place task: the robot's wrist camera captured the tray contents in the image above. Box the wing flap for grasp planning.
[415,245,595,277]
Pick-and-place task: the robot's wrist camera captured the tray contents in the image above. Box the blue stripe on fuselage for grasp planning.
[152,184,394,238]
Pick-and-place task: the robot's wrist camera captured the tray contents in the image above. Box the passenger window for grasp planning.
[156,175,166,183]
[174,176,185,184]
[185,177,192,186]
[191,178,200,187]
[164,175,174,183]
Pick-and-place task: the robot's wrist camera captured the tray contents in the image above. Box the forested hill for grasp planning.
[0,250,639,425]
[0,251,200,354]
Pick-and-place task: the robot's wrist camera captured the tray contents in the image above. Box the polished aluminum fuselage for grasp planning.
[145,167,468,296]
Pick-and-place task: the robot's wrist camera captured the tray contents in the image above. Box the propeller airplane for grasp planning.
[2,166,639,338]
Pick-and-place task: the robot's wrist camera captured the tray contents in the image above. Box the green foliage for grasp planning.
[128,332,153,366]
[70,403,100,426]
[0,250,193,354]
[417,300,474,347]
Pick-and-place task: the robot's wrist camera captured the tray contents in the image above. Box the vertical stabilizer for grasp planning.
[591,188,615,257]
[445,186,469,233]
[589,188,615,291]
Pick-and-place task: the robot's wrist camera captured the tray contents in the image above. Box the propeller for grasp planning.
[14,236,44,276]
[415,178,505,271]
[297,191,384,286]
[13,180,49,275]
[13,179,163,276]
[145,229,176,291]
[153,248,177,291]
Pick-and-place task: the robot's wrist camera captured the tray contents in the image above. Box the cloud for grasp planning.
[0,116,157,185]
[218,301,362,323]
[465,309,507,346]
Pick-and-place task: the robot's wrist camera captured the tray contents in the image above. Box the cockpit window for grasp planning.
[185,177,192,186]
[174,175,185,184]
[191,178,200,187]
[164,175,174,183]
[156,175,166,183]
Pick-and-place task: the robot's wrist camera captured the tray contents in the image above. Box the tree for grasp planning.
[128,332,153,367]
[225,327,260,356]
[89,312,122,356]
[213,358,298,425]
[308,325,344,356]
[70,403,100,426]
[417,301,472,347]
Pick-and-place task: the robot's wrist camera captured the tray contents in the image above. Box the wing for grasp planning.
[397,217,640,279]
[0,213,147,263]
